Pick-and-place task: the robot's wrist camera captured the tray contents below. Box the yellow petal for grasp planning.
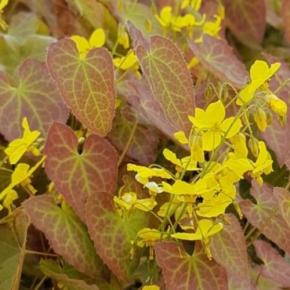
[117,25,129,49]
[205,100,225,125]
[174,131,188,144]
[0,0,9,10]
[220,117,242,138]
[202,131,221,151]
[230,133,248,158]
[71,35,89,54]
[156,6,173,27]
[142,285,160,290]
[113,50,138,70]
[162,179,206,195]
[89,28,106,48]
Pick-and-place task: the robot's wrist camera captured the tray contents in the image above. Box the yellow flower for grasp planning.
[0,157,45,213]
[136,228,162,248]
[163,148,197,171]
[253,108,268,132]
[189,100,242,151]
[171,219,223,242]
[230,133,248,158]
[181,0,202,10]
[237,61,280,106]
[155,6,172,28]
[266,93,288,120]
[113,50,138,71]
[174,130,189,144]
[162,179,207,196]
[113,192,157,212]
[0,0,9,30]
[71,28,106,58]
[5,117,40,165]
[127,163,172,185]
[250,141,273,185]
[117,25,130,49]
[142,285,160,290]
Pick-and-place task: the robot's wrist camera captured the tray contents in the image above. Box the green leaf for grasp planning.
[23,194,103,278]
[155,241,228,290]
[211,214,252,290]
[85,193,147,282]
[240,182,290,255]
[222,0,266,47]
[189,35,249,88]
[0,59,69,140]
[109,106,159,165]
[128,25,195,136]
[0,210,29,290]
[44,122,118,221]
[40,259,100,290]
[47,39,116,136]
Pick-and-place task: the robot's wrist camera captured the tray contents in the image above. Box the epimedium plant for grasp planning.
[0,0,290,290]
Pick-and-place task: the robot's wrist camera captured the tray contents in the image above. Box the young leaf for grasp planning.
[0,210,29,290]
[240,182,290,255]
[109,106,159,165]
[85,193,147,282]
[155,241,228,290]
[254,240,290,287]
[0,59,68,140]
[40,259,100,290]
[44,122,118,221]
[211,214,252,290]
[222,0,266,47]
[273,187,290,228]
[47,39,115,136]
[23,195,103,278]
[128,24,195,135]
[189,35,249,88]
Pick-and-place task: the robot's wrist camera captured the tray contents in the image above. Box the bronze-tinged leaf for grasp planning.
[240,182,290,255]
[85,193,147,282]
[222,0,266,47]
[254,240,290,287]
[47,39,115,136]
[155,241,228,290]
[273,187,290,228]
[189,35,249,88]
[44,122,118,221]
[0,59,68,140]
[40,259,100,290]
[251,267,283,290]
[211,214,252,290]
[282,0,290,43]
[0,210,29,290]
[128,24,195,135]
[23,195,102,278]
[108,106,159,165]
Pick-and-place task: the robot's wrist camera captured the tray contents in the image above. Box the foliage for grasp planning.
[0,0,290,289]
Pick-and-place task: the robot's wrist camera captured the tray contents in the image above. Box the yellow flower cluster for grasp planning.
[0,118,44,214]
[116,96,279,259]
[155,0,224,41]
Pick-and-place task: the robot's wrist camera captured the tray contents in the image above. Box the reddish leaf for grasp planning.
[254,240,290,287]
[44,122,118,221]
[282,0,290,43]
[251,267,283,290]
[0,59,68,140]
[23,195,102,278]
[129,25,195,135]
[47,39,115,136]
[240,182,290,255]
[222,0,266,47]
[109,106,159,165]
[189,35,249,88]
[211,214,252,290]
[273,187,290,228]
[85,193,147,282]
[155,241,228,290]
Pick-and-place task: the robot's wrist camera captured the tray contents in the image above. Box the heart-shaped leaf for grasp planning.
[47,39,115,136]
[240,182,290,255]
[155,241,228,290]
[211,214,252,290]
[189,35,249,88]
[128,24,195,136]
[273,187,290,228]
[44,122,118,221]
[254,240,290,287]
[222,0,266,47]
[0,59,68,140]
[23,194,103,278]
[85,193,147,282]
